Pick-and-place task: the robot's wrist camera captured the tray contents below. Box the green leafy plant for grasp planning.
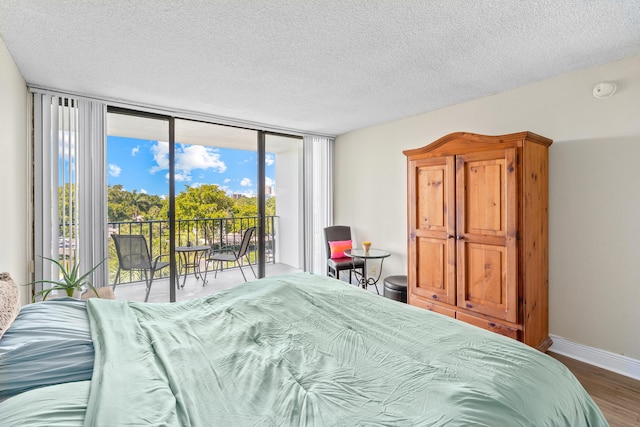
[28,257,106,302]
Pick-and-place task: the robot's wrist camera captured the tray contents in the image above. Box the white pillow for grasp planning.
[0,272,20,339]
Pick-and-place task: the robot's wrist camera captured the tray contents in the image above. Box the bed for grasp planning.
[0,272,608,426]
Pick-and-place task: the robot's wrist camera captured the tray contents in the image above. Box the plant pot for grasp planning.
[42,289,80,301]
[59,289,81,299]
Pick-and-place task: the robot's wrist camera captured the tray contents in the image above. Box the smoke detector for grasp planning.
[592,82,617,98]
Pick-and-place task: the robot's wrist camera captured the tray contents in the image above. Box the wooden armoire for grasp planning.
[403,132,552,351]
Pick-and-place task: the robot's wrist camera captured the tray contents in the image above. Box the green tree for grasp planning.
[265,196,276,217]
[127,190,151,220]
[147,203,164,220]
[107,185,131,222]
[108,185,166,222]
[231,196,276,233]
[170,184,235,242]
[230,196,275,218]
[174,184,234,220]
[57,183,78,243]
[58,183,76,225]
[232,196,257,218]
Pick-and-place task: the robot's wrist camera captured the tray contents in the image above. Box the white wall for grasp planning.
[274,145,304,269]
[0,37,29,305]
[334,55,640,360]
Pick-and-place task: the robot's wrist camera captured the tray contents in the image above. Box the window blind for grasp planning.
[303,135,334,274]
[32,92,108,293]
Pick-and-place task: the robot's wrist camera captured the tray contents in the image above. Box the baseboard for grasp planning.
[549,334,640,381]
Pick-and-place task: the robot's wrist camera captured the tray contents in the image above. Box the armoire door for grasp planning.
[455,149,518,323]
[408,156,456,305]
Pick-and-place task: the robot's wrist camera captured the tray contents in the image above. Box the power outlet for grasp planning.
[370,265,377,277]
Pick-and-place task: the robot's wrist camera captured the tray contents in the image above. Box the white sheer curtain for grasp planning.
[32,91,108,291]
[303,135,334,274]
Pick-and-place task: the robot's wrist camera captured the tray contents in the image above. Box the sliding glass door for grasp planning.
[263,133,304,278]
[173,119,259,294]
[106,111,172,302]
[172,121,304,288]
[105,111,303,302]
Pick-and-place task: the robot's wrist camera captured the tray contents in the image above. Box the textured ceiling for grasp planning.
[1,1,639,136]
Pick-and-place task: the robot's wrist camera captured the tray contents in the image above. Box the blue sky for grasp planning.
[107,136,275,197]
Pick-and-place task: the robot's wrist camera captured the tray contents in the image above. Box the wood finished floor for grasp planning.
[549,352,640,427]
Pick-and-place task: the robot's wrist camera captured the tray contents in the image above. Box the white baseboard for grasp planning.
[549,334,640,381]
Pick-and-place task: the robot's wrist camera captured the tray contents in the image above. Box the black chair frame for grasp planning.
[111,234,170,302]
[204,227,257,283]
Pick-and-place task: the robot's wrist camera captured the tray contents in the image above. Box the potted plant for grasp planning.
[29,257,106,302]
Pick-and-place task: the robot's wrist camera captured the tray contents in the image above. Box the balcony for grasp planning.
[111,262,300,302]
[100,215,302,302]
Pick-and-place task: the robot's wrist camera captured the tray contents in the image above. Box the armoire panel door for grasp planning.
[414,236,455,303]
[408,157,456,305]
[455,149,518,322]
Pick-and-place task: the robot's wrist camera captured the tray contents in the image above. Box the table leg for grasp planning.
[361,258,369,289]
[359,258,384,294]
[180,252,187,289]
[193,251,204,281]
[351,258,368,290]
[368,258,385,295]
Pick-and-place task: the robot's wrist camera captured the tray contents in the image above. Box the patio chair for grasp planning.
[203,227,257,283]
[111,234,170,302]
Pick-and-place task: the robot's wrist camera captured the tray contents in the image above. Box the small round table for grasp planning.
[344,248,391,294]
[175,245,210,288]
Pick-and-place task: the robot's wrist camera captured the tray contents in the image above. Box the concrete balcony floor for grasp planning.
[110,263,302,303]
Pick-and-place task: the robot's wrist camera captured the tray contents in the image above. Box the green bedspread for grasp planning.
[81,272,607,426]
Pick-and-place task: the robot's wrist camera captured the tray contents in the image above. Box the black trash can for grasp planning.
[383,275,407,303]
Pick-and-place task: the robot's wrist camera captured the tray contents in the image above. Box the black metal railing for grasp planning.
[106,216,277,285]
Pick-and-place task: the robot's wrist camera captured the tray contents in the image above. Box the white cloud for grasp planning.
[108,164,121,177]
[131,146,140,156]
[150,143,227,180]
[265,154,275,166]
[177,145,226,173]
[176,173,191,182]
[149,141,169,174]
[140,188,147,194]
[223,178,231,184]
[240,177,252,187]
[240,156,255,165]
[265,177,275,187]
[164,171,192,182]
